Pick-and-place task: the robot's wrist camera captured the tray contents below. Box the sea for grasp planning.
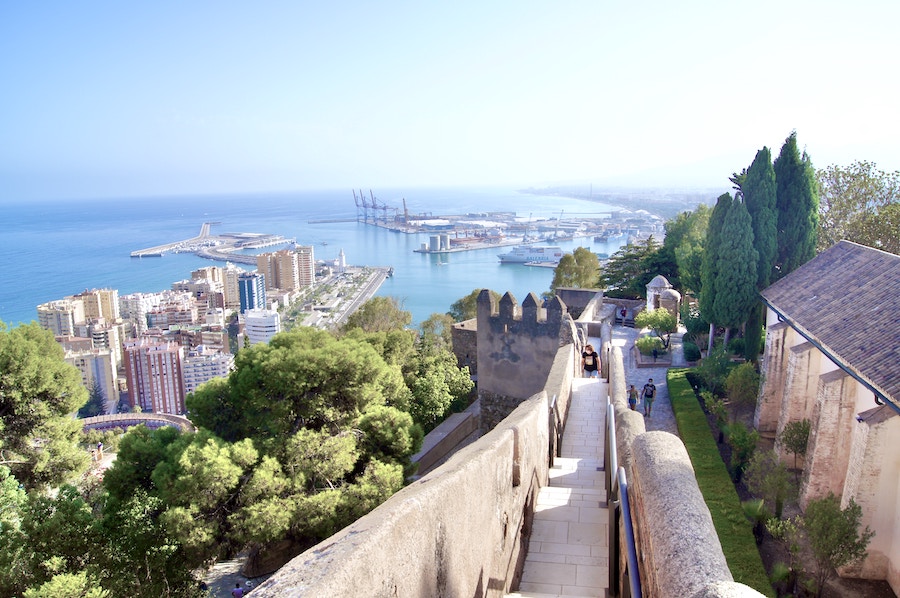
[1,187,629,328]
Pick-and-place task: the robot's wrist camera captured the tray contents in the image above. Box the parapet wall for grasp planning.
[607,345,766,598]
[251,345,576,598]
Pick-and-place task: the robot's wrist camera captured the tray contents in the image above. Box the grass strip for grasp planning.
[667,368,773,597]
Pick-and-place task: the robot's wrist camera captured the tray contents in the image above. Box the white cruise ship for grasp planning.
[497,245,563,264]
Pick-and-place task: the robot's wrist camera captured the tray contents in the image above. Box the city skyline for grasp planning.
[3,1,900,201]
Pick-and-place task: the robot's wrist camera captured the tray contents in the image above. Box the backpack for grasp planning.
[644,384,655,398]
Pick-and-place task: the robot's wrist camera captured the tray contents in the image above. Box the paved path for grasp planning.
[612,325,687,437]
[511,370,609,597]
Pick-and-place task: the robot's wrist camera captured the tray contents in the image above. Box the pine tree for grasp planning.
[711,195,758,347]
[774,132,819,280]
[740,147,778,361]
[700,193,732,353]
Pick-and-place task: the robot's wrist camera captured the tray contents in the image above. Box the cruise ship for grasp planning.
[497,245,563,264]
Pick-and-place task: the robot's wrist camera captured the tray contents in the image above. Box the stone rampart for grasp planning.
[476,290,577,431]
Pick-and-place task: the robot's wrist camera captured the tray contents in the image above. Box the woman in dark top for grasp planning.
[581,344,600,378]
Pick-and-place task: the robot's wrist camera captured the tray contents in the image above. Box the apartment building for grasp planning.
[244,308,281,345]
[182,345,234,395]
[123,339,186,415]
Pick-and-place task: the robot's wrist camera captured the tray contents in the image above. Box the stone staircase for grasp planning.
[507,376,610,597]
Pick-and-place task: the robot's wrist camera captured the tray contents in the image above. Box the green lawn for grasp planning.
[667,368,774,597]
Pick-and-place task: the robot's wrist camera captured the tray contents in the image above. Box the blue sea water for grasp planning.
[1,187,625,328]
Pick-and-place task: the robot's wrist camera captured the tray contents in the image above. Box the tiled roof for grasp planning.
[761,241,900,402]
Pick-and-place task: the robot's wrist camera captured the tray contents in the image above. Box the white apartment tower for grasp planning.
[244,308,281,345]
[182,346,235,395]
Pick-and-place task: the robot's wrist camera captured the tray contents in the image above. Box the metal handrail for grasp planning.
[606,397,642,597]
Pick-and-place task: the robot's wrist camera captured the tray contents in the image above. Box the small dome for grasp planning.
[660,288,682,301]
[646,275,672,289]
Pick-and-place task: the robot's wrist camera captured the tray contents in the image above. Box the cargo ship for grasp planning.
[497,245,563,264]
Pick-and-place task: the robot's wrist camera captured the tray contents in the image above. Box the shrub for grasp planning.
[682,340,701,362]
[635,335,664,356]
[779,419,811,471]
[696,347,732,396]
[803,494,874,597]
[727,337,745,355]
[727,422,759,482]
[745,450,796,519]
[725,362,761,418]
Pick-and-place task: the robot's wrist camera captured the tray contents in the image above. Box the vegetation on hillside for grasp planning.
[0,295,475,597]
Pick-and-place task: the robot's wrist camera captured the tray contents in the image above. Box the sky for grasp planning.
[2,0,899,201]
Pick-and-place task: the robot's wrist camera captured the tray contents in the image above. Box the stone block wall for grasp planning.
[451,318,478,376]
[476,289,577,431]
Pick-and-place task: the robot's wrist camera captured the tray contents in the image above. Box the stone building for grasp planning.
[645,274,681,320]
[754,241,900,592]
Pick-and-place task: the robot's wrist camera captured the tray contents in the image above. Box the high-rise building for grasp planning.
[37,299,85,336]
[238,272,266,313]
[244,308,281,345]
[182,345,234,395]
[73,288,120,322]
[222,263,246,311]
[296,245,316,288]
[65,348,118,415]
[123,339,185,414]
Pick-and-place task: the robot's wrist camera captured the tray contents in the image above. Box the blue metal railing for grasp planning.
[606,400,642,598]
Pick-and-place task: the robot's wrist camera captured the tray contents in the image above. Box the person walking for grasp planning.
[640,378,656,417]
[581,344,600,378]
[628,384,639,411]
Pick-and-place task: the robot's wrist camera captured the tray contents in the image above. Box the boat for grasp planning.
[497,245,563,264]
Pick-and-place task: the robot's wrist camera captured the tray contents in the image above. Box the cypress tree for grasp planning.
[700,193,732,353]
[773,132,819,280]
[741,147,777,361]
[711,195,758,347]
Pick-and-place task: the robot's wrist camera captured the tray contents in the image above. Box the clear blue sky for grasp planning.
[2,1,898,200]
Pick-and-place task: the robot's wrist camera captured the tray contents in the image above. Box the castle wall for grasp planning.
[476,290,576,431]
[773,341,818,461]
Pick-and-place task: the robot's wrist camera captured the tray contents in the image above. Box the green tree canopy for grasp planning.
[672,204,711,296]
[774,132,819,279]
[699,193,732,344]
[548,247,600,295]
[599,237,662,298]
[341,296,411,333]
[187,327,409,449]
[0,322,89,489]
[711,195,758,337]
[816,160,900,254]
[634,309,677,348]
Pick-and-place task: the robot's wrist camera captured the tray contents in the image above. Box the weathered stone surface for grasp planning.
[690,581,769,598]
[631,432,732,598]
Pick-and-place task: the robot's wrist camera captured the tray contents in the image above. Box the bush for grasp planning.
[727,337,745,355]
[725,362,761,416]
[695,347,733,396]
[683,340,701,362]
[635,335,664,356]
[727,422,759,483]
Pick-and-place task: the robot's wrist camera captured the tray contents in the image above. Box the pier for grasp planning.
[131,223,291,264]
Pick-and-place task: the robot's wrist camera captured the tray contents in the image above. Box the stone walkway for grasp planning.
[511,368,609,597]
[613,326,687,437]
